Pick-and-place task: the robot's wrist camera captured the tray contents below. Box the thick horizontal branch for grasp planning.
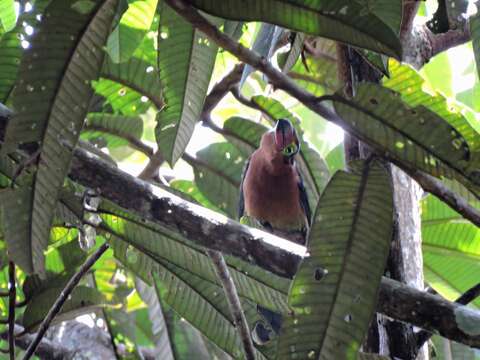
[164,0,480,227]
[67,146,480,348]
[378,278,480,348]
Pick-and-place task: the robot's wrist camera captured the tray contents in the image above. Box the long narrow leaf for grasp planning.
[188,0,402,58]
[156,2,218,165]
[3,0,118,273]
[277,160,393,359]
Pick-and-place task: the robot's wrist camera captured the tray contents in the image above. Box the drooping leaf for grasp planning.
[278,32,305,74]
[156,2,218,165]
[3,0,119,273]
[136,278,175,360]
[422,195,480,309]
[192,142,244,218]
[0,0,15,32]
[188,0,402,58]
[170,179,224,214]
[287,38,338,96]
[106,0,159,63]
[239,22,283,88]
[22,286,108,330]
[153,264,267,360]
[0,186,33,273]
[112,237,267,359]
[0,26,21,102]
[332,83,480,199]
[92,78,152,115]
[101,56,163,109]
[470,11,480,97]
[82,112,144,149]
[277,160,393,359]
[102,212,288,313]
[431,335,477,360]
[384,60,480,152]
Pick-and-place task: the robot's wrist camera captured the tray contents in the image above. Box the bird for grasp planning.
[239,118,311,245]
[238,118,311,345]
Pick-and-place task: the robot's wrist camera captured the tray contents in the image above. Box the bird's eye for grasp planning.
[282,143,298,156]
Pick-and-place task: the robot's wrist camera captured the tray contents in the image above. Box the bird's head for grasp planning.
[274,118,300,158]
[258,118,300,172]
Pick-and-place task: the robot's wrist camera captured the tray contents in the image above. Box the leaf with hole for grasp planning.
[332,83,480,199]
[277,160,393,359]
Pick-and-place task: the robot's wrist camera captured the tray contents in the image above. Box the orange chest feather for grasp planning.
[242,159,305,229]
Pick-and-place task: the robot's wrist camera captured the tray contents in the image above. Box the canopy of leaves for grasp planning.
[0,0,478,358]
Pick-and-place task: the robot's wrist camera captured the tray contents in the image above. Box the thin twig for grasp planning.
[208,250,256,360]
[0,291,8,297]
[8,262,15,360]
[22,243,110,360]
[408,170,480,228]
[414,282,480,353]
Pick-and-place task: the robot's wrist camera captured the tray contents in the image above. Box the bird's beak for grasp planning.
[274,118,295,151]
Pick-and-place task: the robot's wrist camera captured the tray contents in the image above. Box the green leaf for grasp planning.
[106,0,159,63]
[277,160,393,359]
[113,237,266,359]
[101,56,163,109]
[135,278,176,359]
[82,112,144,149]
[0,24,20,102]
[240,23,282,88]
[92,78,152,115]
[102,212,288,313]
[0,0,15,32]
[170,179,224,214]
[153,264,266,360]
[189,0,402,58]
[422,195,480,309]
[287,38,338,96]
[325,143,346,174]
[0,186,33,273]
[22,286,107,330]
[471,12,480,94]
[3,0,119,273]
[278,32,305,74]
[192,142,244,218]
[384,60,479,150]
[332,82,480,199]
[156,2,218,165]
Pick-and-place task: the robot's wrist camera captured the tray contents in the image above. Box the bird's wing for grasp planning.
[238,156,251,219]
[296,167,311,227]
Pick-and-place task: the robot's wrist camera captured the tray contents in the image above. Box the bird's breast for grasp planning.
[242,161,306,231]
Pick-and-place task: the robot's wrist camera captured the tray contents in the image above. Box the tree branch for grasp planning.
[208,250,256,360]
[414,282,480,355]
[379,278,480,349]
[66,146,480,348]
[22,243,110,360]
